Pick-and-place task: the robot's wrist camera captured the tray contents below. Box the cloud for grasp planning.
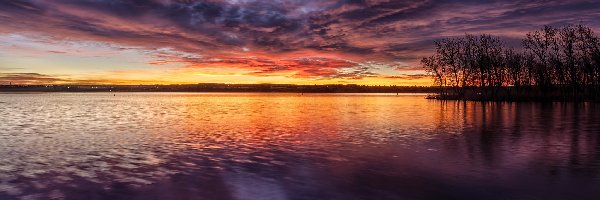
[181,56,375,79]
[383,74,430,80]
[0,67,25,71]
[0,73,67,84]
[0,72,176,85]
[47,50,67,54]
[1,0,600,81]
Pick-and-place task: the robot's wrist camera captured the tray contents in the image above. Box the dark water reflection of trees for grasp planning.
[110,102,600,200]
[1,94,599,200]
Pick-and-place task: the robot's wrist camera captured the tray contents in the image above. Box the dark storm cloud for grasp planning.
[1,0,600,78]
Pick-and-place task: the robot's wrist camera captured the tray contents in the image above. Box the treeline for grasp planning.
[422,24,600,101]
[0,84,438,93]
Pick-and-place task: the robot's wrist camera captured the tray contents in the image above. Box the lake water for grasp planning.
[0,93,599,200]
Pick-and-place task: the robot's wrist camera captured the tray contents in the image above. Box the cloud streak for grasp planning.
[0,73,67,84]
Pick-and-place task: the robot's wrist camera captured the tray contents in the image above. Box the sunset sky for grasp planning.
[1,0,599,85]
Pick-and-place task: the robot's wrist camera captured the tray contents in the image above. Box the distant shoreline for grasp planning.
[425,86,600,102]
[0,84,436,93]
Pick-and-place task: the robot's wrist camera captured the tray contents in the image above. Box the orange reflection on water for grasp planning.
[1,93,600,199]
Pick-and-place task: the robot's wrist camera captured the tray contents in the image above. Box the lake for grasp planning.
[0,93,599,200]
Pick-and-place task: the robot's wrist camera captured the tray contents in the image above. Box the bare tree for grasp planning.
[423,24,600,101]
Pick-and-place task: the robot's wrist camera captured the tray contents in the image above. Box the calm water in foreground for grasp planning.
[0,93,599,200]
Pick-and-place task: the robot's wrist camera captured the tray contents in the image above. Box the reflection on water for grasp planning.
[0,93,599,200]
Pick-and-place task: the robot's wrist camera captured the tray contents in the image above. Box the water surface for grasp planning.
[0,93,599,200]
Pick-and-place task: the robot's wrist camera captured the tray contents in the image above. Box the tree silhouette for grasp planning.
[423,24,600,101]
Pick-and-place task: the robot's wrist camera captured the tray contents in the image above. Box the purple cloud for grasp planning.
[1,0,599,81]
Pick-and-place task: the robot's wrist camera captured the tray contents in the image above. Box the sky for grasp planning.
[1,0,599,85]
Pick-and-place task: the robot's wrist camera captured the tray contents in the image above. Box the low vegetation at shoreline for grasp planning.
[423,24,600,101]
[0,84,437,93]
